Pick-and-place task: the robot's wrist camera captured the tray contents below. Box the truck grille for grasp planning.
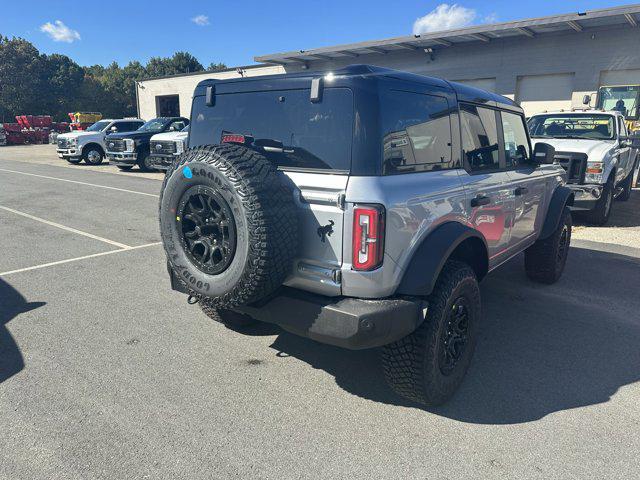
[150,140,176,155]
[554,151,587,184]
[106,139,126,152]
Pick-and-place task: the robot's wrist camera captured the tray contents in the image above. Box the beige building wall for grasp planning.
[136,65,285,120]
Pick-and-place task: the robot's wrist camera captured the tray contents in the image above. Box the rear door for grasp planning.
[501,110,548,249]
[456,103,514,267]
[189,87,354,296]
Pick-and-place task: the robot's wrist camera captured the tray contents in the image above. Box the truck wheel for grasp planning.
[200,299,256,329]
[82,147,104,165]
[66,157,82,164]
[381,260,481,406]
[617,169,634,202]
[137,150,155,172]
[585,178,613,225]
[159,144,298,309]
[525,207,571,284]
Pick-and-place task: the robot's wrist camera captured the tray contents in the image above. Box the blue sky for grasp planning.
[1,1,634,67]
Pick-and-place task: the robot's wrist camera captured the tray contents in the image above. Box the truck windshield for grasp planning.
[190,88,353,171]
[596,86,640,120]
[86,121,111,132]
[138,119,169,133]
[528,114,615,140]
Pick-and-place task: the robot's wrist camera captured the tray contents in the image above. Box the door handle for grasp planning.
[471,195,491,207]
[515,186,529,196]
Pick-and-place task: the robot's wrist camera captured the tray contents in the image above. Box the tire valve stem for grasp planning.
[187,295,200,305]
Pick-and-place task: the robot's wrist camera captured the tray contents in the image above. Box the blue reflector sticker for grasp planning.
[183,166,193,179]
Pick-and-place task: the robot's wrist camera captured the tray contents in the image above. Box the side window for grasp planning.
[460,104,500,172]
[381,90,453,174]
[501,111,531,168]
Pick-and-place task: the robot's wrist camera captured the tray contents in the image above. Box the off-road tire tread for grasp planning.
[160,144,298,308]
[381,260,480,406]
[524,208,571,284]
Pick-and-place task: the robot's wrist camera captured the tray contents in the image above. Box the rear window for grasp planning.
[190,88,354,171]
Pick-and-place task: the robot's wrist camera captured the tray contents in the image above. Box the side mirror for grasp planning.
[620,138,632,148]
[582,94,592,106]
[533,142,556,164]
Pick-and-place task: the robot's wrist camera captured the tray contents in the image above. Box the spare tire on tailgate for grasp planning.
[159,144,298,308]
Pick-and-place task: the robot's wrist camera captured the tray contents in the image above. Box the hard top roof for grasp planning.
[195,64,518,110]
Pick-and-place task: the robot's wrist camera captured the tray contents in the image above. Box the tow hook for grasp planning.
[187,295,200,305]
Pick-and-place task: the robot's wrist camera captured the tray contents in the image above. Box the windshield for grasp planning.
[596,86,640,120]
[527,114,615,140]
[138,119,169,133]
[86,121,111,132]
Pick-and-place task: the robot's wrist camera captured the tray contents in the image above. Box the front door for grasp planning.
[457,103,514,266]
[501,110,547,249]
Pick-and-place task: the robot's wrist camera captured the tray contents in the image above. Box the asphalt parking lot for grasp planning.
[1,144,639,479]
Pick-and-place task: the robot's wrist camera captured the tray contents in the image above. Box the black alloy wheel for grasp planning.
[439,297,471,376]
[177,186,237,275]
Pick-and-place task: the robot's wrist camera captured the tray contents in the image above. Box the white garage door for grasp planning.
[600,69,640,86]
[516,73,575,115]
[451,78,496,93]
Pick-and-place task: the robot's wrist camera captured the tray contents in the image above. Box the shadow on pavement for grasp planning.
[265,246,640,424]
[0,278,45,384]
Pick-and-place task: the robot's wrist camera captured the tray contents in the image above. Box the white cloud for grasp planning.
[40,20,80,43]
[413,4,476,34]
[191,14,210,26]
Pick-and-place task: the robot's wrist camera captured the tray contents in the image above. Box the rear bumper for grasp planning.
[169,267,425,350]
[106,152,137,166]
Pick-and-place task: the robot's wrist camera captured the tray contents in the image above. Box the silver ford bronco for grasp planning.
[159,65,573,405]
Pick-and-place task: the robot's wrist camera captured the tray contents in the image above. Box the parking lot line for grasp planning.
[0,205,133,249]
[0,168,160,197]
[0,242,162,276]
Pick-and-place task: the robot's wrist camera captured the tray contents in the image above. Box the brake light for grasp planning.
[221,133,247,144]
[352,205,385,271]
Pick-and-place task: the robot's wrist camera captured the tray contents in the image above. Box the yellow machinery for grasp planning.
[593,85,640,134]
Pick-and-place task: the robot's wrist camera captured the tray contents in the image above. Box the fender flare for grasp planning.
[396,222,488,297]
[539,185,574,240]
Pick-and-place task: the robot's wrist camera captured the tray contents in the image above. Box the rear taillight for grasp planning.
[352,205,385,271]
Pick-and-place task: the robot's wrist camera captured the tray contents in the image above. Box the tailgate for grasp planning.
[281,170,347,296]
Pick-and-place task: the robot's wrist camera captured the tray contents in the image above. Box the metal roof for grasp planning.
[255,4,640,66]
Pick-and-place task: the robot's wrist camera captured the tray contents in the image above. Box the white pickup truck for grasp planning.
[56,118,144,165]
[147,126,189,170]
[528,110,638,225]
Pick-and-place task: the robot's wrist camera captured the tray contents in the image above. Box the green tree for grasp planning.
[0,35,225,121]
[208,62,227,72]
[0,36,47,122]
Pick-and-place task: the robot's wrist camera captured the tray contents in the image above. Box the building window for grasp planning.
[156,95,180,117]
